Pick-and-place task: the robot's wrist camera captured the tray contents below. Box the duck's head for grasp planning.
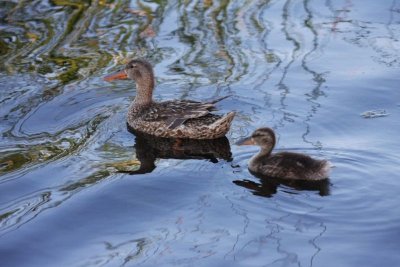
[104,59,154,88]
[238,127,276,149]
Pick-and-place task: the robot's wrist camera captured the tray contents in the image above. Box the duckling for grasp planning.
[239,127,331,180]
[104,59,235,139]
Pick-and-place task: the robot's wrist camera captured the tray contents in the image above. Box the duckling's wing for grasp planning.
[265,152,322,179]
[144,100,219,128]
[260,157,290,178]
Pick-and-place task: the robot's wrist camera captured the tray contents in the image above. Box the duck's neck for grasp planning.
[132,79,154,108]
[249,146,273,171]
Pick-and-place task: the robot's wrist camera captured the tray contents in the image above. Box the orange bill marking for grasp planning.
[104,70,128,82]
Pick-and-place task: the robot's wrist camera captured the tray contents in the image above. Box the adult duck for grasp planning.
[104,59,235,139]
[239,127,331,180]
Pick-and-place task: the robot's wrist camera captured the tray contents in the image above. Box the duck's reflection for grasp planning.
[234,172,330,197]
[122,129,232,175]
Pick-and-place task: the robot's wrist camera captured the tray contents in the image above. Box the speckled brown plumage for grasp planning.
[239,127,331,180]
[105,59,235,139]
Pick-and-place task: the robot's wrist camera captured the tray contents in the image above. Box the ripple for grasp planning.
[1,0,400,266]
[0,190,52,236]
[73,236,150,267]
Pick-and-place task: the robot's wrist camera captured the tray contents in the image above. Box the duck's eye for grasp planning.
[129,64,137,69]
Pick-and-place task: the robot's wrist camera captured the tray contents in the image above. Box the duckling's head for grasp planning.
[104,59,154,88]
[239,127,276,149]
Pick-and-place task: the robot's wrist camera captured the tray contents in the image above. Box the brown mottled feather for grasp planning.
[140,100,219,129]
[253,151,330,180]
[242,128,331,180]
[106,59,235,139]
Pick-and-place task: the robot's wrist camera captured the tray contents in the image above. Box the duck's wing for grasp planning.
[263,152,322,178]
[259,156,289,178]
[143,99,223,129]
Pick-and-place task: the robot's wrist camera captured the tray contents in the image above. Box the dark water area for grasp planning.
[1,0,400,266]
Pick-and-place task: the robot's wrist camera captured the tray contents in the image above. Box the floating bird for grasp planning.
[104,59,235,139]
[239,127,331,180]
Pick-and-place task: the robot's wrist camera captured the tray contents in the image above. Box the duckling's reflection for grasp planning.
[123,129,232,175]
[233,172,330,198]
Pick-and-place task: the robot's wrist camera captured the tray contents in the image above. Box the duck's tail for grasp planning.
[209,111,236,138]
[310,160,332,180]
[321,160,332,176]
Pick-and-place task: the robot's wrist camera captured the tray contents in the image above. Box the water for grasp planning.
[1,0,400,266]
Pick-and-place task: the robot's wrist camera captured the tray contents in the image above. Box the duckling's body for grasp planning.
[241,128,331,180]
[105,59,235,139]
[249,150,331,180]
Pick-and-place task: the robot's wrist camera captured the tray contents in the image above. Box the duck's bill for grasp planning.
[236,137,256,146]
[104,70,128,81]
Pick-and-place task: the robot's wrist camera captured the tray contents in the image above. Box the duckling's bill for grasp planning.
[104,70,128,82]
[237,137,256,146]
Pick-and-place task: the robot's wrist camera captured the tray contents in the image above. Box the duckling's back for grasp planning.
[256,152,331,180]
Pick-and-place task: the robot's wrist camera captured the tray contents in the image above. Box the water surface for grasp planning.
[1,0,400,266]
